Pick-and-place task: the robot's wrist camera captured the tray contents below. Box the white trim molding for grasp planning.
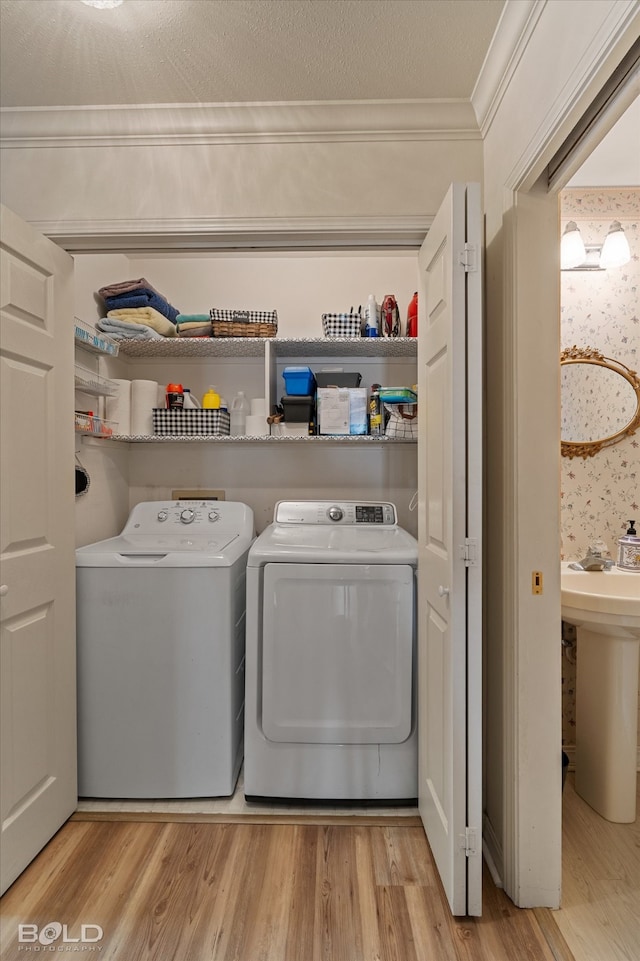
[507,0,640,191]
[31,215,432,252]
[471,0,542,137]
[0,99,480,150]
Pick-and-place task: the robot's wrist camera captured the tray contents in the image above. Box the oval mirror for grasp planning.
[561,347,640,458]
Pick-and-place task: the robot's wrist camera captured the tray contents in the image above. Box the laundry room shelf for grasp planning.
[74,364,118,396]
[74,317,119,356]
[117,338,269,357]
[113,434,416,444]
[116,336,417,358]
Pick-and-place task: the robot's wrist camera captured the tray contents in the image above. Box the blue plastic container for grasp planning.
[283,366,316,396]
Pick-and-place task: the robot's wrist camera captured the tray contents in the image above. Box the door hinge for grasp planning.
[463,827,478,857]
[459,538,479,567]
[459,243,477,272]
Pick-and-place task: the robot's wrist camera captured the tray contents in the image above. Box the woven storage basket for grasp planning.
[321,312,362,338]
[209,308,277,338]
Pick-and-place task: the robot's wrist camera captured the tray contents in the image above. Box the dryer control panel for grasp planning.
[274,501,397,526]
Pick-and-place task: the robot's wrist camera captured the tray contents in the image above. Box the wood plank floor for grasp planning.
[0,818,564,961]
[540,774,640,961]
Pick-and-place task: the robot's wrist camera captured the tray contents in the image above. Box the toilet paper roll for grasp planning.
[245,413,268,436]
[251,397,266,417]
[131,379,159,436]
[105,379,132,436]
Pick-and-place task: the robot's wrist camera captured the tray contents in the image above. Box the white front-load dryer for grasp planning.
[244,500,418,801]
[76,500,254,798]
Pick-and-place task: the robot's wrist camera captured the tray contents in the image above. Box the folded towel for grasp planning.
[176,313,210,323]
[98,277,162,299]
[177,321,213,337]
[97,318,163,341]
[106,306,177,337]
[104,289,180,324]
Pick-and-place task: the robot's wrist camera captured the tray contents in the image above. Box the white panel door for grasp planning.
[417,183,483,916]
[0,205,76,894]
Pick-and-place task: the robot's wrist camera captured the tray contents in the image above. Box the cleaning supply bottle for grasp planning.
[617,520,640,571]
[407,292,418,337]
[381,294,400,337]
[230,391,251,435]
[183,388,200,409]
[166,383,184,409]
[369,384,383,435]
[364,294,379,337]
[202,385,220,409]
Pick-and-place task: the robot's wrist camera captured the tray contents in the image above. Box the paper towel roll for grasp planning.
[131,380,159,436]
[105,379,132,436]
[245,413,268,436]
[251,397,266,417]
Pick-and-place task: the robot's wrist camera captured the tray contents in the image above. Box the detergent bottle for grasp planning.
[202,386,220,409]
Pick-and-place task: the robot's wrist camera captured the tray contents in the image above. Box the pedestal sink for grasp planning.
[561,563,640,823]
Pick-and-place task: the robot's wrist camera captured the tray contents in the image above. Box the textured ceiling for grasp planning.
[0,0,505,108]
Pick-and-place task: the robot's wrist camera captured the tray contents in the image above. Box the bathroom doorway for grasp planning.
[556,97,640,959]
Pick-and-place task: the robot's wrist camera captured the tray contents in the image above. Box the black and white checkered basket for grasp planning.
[321,311,362,338]
[384,403,418,440]
[152,409,230,436]
[209,308,278,337]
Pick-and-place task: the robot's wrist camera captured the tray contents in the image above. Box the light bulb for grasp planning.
[81,0,124,9]
[599,221,631,269]
[560,221,586,269]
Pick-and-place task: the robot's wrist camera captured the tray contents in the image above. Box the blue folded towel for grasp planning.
[103,288,180,323]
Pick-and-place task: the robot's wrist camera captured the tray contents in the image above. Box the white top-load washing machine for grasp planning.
[76,500,254,798]
[244,500,418,801]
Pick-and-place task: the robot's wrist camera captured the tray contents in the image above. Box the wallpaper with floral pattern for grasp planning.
[560,189,640,749]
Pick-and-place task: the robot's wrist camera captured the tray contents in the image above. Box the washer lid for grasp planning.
[248,523,417,566]
[76,532,244,567]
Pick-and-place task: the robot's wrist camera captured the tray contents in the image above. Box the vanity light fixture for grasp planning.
[561,219,632,271]
[560,221,587,269]
[599,220,632,269]
[81,0,124,8]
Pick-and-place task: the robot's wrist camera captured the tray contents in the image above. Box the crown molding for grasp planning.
[471,0,542,138]
[0,100,480,149]
[507,1,640,192]
[32,215,432,252]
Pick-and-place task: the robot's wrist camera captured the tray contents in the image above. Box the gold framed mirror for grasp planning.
[561,346,640,458]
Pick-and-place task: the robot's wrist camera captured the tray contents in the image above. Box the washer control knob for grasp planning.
[208,511,220,522]
[180,508,196,524]
[157,510,168,522]
[327,506,344,522]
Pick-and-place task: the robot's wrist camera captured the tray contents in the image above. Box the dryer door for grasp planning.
[261,563,414,744]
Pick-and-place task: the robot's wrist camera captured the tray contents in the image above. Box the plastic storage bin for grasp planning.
[315,371,362,388]
[283,366,316,396]
[282,395,314,423]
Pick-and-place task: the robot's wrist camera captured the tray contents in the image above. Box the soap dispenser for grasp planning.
[617,520,640,572]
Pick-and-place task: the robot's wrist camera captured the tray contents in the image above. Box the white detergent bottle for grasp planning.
[364,294,379,336]
[230,390,251,435]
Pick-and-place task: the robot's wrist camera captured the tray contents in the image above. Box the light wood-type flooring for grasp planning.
[1,773,637,961]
